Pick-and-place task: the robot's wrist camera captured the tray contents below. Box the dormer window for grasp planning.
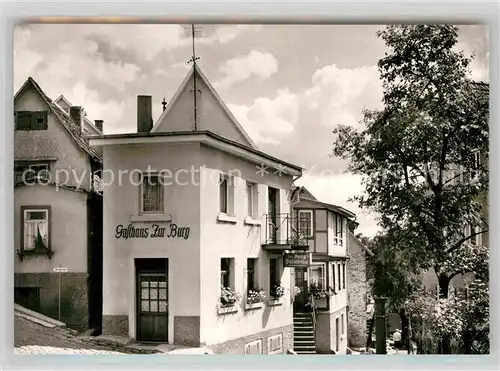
[15,111,48,131]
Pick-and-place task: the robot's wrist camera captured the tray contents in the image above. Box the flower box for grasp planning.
[267,299,283,307]
[245,302,263,310]
[217,305,239,315]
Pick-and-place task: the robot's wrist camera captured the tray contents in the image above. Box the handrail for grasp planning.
[263,213,310,246]
[309,293,317,332]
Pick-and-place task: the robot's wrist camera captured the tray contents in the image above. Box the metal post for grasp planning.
[58,270,61,321]
[374,297,387,354]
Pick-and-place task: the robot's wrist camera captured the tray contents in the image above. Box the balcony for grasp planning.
[262,213,310,251]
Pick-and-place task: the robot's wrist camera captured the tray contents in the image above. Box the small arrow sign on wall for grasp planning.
[53,267,68,273]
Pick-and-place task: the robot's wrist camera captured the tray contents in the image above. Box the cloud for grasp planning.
[214,50,278,89]
[227,89,298,145]
[297,172,379,237]
[304,64,383,128]
[200,24,263,44]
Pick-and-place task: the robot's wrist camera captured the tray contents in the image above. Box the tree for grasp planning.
[364,232,422,349]
[332,25,489,354]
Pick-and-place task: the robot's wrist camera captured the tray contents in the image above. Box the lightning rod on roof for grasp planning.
[184,24,203,131]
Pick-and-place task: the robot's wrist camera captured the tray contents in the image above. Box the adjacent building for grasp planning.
[13,77,103,331]
[89,64,307,354]
[346,226,373,348]
[289,186,356,354]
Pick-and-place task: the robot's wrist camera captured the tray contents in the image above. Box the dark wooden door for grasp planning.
[136,259,168,342]
[293,268,309,312]
[268,188,278,243]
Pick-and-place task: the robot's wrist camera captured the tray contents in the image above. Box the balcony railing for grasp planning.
[263,213,310,248]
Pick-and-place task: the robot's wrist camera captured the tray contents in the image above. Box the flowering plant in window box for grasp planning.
[247,289,266,304]
[309,283,335,300]
[220,286,240,307]
[270,285,285,300]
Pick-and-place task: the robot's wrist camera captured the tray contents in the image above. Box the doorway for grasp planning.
[293,267,309,313]
[268,187,279,243]
[135,258,168,342]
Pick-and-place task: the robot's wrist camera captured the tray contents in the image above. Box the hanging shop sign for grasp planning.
[115,223,190,240]
[283,252,311,268]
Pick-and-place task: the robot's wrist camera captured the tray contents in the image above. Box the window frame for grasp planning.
[246,181,259,218]
[220,257,234,289]
[15,111,49,131]
[245,339,262,354]
[337,262,341,292]
[334,214,345,246]
[267,334,283,354]
[308,262,327,291]
[18,205,53,261]
[247,258,258,291]
[140,173,164,215]
[342,262,346,290]
[269,257,282,296]
[298,210,314,238]
[219,173,235,215]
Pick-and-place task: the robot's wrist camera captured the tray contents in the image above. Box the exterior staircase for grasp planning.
[293,313,316,354]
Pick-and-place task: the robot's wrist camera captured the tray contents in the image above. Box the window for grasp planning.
[337,263,341,292]
[246,181,258,218]
[341,314,345,335]
[269,258,281,296]
[141,173,164,214]
[335,317,340,352]
[14,163,50,184]
[342,262,346,290]
[247,258,257,291]
[245,339,262,354]
[298,210,313,237]
[332,263,336,293]
[309,263,326,290]
[267,334,283,354]
[22,208,50,250]
[15,111,48,130]
[220,258,234,289]
[334,215,344,245]
[219,174,234,215]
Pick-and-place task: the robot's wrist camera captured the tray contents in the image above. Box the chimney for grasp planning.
[70,106,83,127]
[94,120,104,132]
[137,95,153,133]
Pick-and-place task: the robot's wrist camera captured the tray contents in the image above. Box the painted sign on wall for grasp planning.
[283,252,311,268]
[115,223,190,240]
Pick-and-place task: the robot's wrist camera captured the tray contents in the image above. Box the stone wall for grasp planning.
[347,234,368,348]
[15,272,89,331]
[208,324,293,355]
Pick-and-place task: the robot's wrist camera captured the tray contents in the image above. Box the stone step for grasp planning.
[294,334,314,340]
[293,321,313,326]
[295,350,317,355]
[294,337,315,343]
[294,345,316,352]
[294,341,316,347]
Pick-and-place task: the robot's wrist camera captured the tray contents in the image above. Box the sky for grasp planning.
[13,24,489,237]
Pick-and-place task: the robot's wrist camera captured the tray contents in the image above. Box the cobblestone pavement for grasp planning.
[15,346,124,355]
[14,315,125,354]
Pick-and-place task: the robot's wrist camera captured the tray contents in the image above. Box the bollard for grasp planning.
[374,297,387,355]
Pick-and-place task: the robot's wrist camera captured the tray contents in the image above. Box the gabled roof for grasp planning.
[293,185,356,219]
[53,95,103,136]
[14,77,102,162]
[151,64,258,150]
[348,230,375,257]
[296,186,318,202]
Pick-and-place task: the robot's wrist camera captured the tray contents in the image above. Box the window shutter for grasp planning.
[16,112,32,130]
[31,111,48,130]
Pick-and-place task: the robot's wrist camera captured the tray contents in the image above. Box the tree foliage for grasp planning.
[332,25,489,354]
